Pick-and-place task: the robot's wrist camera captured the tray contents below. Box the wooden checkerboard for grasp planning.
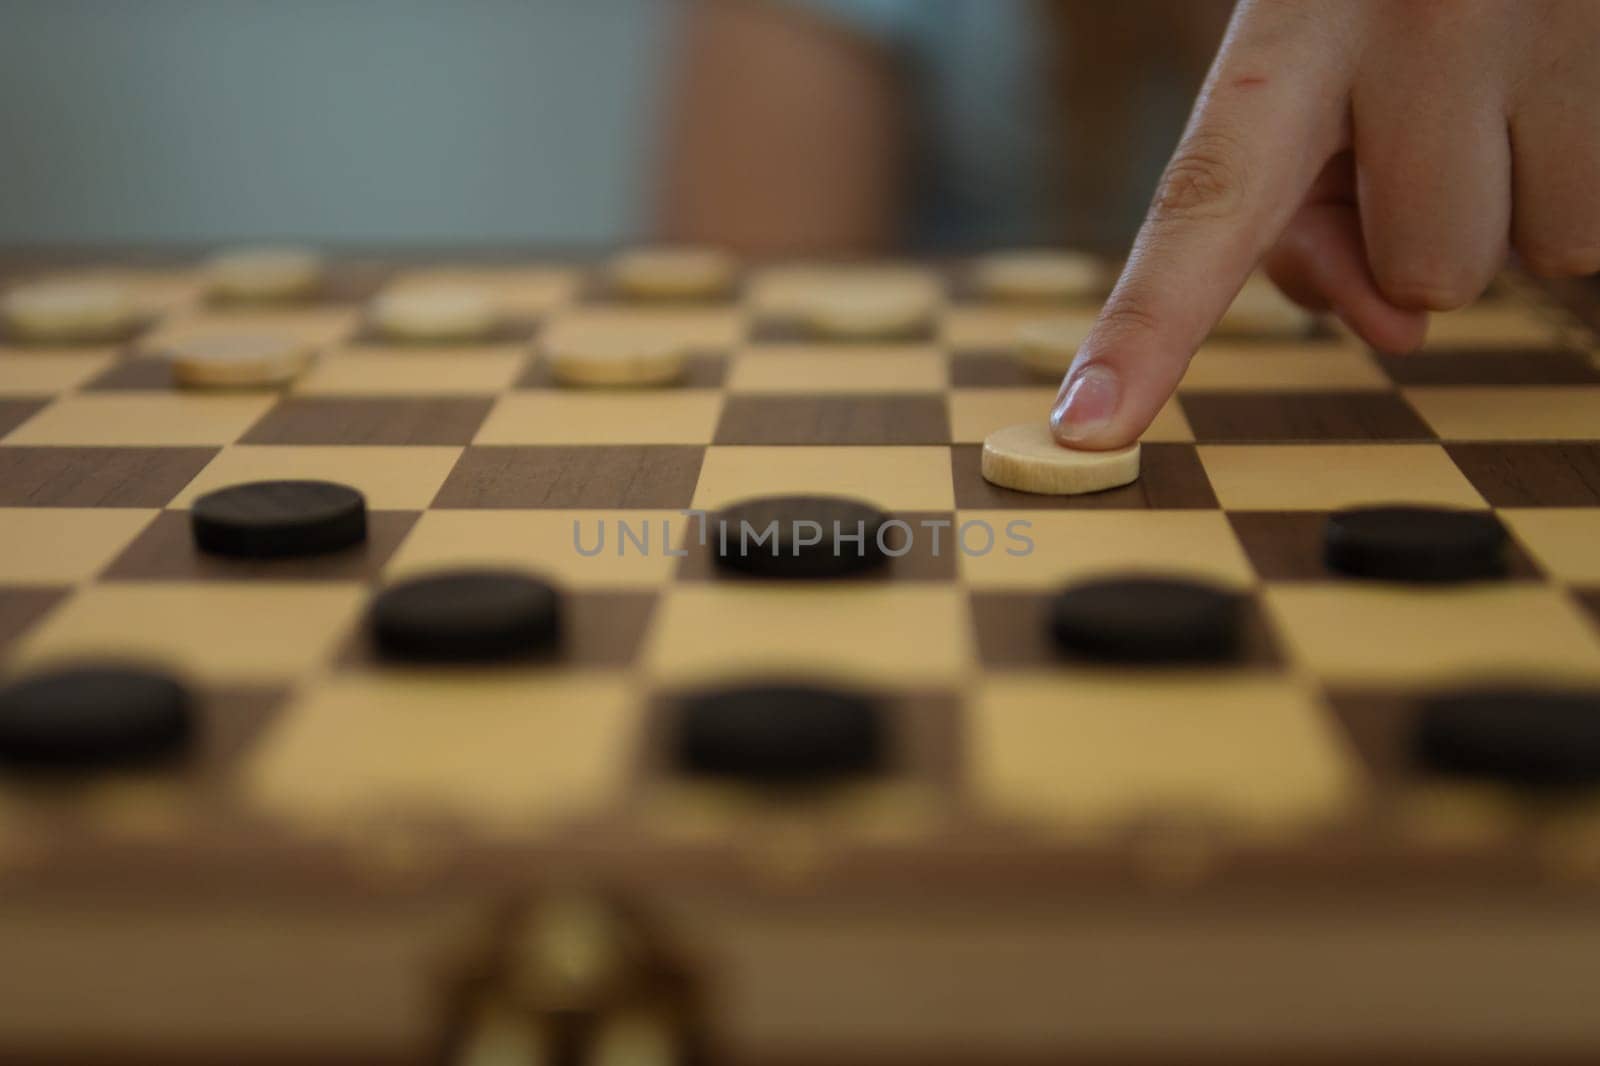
[2,256,1600,1064]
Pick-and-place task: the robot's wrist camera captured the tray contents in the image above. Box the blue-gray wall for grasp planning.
[0,1,670,246]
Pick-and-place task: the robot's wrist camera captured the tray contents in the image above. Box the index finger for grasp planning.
[1051,2,1351,449]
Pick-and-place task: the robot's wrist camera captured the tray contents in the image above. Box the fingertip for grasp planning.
[1049,363,1143,450]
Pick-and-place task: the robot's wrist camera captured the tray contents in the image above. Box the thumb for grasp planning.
[1052,3,1350,449]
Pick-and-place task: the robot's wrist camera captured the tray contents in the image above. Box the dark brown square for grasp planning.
[0,399,48,439]
[1228,511,1543,581]
[1447,443,1600,507]
[241,396,493,445]
[192,684,295,780]
[0,446,218,507]
[432,445,704,509]
[714,395,949,446]
[949,351,1049,387]
[1320,687,1455,788]
[1573,588,1600,635]
[336,590,656,671]
[83,356,181,391]
[0,586,70,653]
[675,511,959,581]
[102,509,419,582]
[515,352,728,390]
[970,589,1282,670]
[952,442,1218,509]
[1377,348,1600,386]
[1179,392,1434,443]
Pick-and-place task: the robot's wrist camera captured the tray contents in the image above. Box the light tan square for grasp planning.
[971,673,1357,831]
[948,388,1191,443]
[387,265,580,314]
[295,348,525,395]
[692,446,955,511]
[3,393,276,446]
[1501,509,1600,584]
[246,672,633,829]
[1199,444,1485,511]
[646,584,974,686]
[1421,306,1562,349]
[544,306,743,349]
[1404,387,1600,441]
[0,509,156,583]
[476,391,724,445]
[1266,584,1600,686]
[728,346,946,393]
[0,350,115,395]
[1180,341,1389,392]
[943,307,1096,349]
[8,582,365,684]
[140,306,360,351]
[172,446,463,511]
[386,510,688,588]
[956,510,1253,589]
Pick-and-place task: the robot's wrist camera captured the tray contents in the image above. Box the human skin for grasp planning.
[1052,0,1600,448]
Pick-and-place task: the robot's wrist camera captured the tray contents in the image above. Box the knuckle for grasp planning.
[1095,293,1165,344]
[1149,131,1249,225]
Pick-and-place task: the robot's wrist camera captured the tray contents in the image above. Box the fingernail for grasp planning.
[1050,365,1120,442]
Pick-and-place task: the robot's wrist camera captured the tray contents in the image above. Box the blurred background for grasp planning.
[0,0,1227,253]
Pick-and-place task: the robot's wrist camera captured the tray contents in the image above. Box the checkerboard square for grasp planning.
[0,351,114,395]
[0,508,156,583]
[0,587,69,654]
[295,348,526,395]
[942,306,1092,349]
[171,445,463,511]
[0,447,217,507]
[436,446,704,509]
[693,445,954,511]
[969,674,1357,831]
[82,356,182,391]
[1179,341,1388,392]
[0,399,48,438]
[1377,349,1600,386]
[1199,444,1484,510]
[385,510,691,588]
[1420,306,1563,350]
[1446,443,1600,507]
[1405,386,1600,441]
[3,394,274,446]
[1180,392,1433,443]
[727,345,946,393]
[241,396,492,446]
[479,391,724,445]
[9,582,367,684]
[1266,584,1600,686]
[714,395,949,445]
[955,510,1254,588]
[645,584,973,687]
[1500,509,1600,583]
[953,443,1218,510]
[245,673,634,829]
[948,351,1041,388]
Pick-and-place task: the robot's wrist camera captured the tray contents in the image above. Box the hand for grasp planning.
[1051,0,1600,449]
